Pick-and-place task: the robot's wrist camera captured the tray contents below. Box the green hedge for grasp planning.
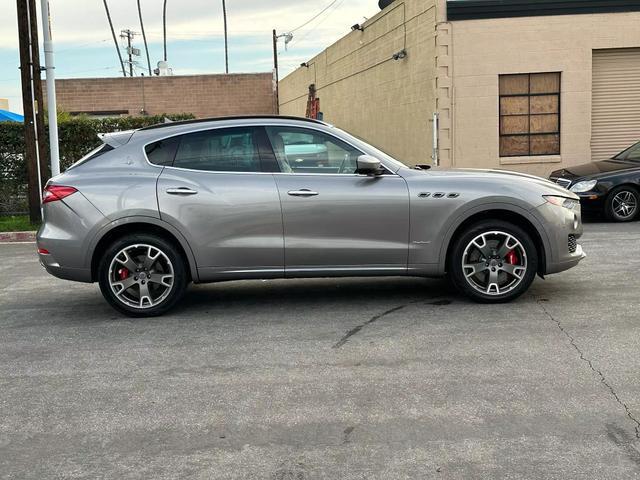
[0,114,194,214]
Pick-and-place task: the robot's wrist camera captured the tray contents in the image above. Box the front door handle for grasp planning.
[166,187,198,195]
[287,189,319,197]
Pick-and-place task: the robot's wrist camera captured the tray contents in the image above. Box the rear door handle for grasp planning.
[166,187,198,195]
[287,189,319,197]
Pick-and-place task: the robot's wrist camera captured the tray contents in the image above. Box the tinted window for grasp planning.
[68,143,114,170]
[620,142,640,162]
[265,126,363,174]
[145,137,179,166]
[173,127,261,172]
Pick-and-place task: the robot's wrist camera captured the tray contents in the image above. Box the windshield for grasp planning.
[613,141,640,161]
[333,127,408,170]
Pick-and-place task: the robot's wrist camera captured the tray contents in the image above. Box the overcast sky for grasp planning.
[0,0,381,114]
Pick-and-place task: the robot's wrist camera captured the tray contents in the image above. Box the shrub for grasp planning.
[0,113,194,214]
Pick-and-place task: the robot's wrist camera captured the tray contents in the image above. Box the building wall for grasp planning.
[42,73,276,118]
[448,12,640,176]
[0,98,9,111]
[279,0,439,166]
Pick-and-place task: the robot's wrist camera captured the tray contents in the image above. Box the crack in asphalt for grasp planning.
[332,298,451,349]
[537,298,640,439]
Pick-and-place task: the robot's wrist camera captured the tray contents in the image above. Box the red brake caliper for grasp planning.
[118,268,130,280]
[505,250,518,265]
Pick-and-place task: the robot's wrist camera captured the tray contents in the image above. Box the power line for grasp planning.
[295,0,345,44]
[288,0,341,33]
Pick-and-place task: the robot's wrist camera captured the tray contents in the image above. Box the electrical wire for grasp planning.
[288,0,341,33]
[295,0,345,44]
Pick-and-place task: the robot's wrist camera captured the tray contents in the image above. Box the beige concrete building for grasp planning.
[279,0,640,176]
[0,98,9,111]
[43,73,276,119]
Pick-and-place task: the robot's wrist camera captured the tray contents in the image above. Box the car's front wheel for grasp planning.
[449,220,538,303]
[98,234,188,317]
[605,186,639,222]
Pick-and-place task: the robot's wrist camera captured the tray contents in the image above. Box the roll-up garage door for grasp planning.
[591,48,640,161]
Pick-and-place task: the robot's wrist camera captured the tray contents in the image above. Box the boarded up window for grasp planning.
[499,72,561,157]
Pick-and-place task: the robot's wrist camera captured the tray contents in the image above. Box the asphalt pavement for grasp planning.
[1,221,639,479]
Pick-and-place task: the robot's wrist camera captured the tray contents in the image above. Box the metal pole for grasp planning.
[222,0,229,73]
[432,112,439,167]
[40,0,60,177]
[272,29,279,114]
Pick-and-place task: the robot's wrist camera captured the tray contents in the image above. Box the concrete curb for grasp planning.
[0,231,37,243]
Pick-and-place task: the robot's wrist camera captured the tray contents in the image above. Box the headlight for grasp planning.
[544,195,579,210]
[570,180,597,193]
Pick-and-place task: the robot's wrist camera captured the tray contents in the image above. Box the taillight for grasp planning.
[37,247,50,255]
[42,185,77,204]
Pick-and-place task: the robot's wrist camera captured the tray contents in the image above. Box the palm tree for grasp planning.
[163,0,168,62]
[102,0,126,76]
[222,0,228,73]
[137,0,152,76]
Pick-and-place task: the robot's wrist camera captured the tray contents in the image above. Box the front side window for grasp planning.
[172,127,261,172]
[265,126,364,174]
[499,72,561,157]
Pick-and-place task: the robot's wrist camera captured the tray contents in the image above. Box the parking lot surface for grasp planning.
[1,221,640,479]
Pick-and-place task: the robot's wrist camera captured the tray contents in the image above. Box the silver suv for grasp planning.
[37,116,585,316]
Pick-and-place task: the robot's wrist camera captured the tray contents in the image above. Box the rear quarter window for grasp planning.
[145,137,179,166]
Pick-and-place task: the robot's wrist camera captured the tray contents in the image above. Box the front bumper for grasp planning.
[535,201,586,275]
[576,192,606,214]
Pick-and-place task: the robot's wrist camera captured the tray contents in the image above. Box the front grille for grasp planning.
[568,234,577,254]
[551,177,572,189]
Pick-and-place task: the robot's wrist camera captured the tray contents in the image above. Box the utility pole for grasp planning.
[16,0,45,222]
[222,0,229,73]
[121,29,135,76]
[40,0,60,177]
[272,29,279,114]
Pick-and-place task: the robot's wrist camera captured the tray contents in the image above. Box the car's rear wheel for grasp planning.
[605,186,639,222]
[449,220,538,303]
[98,234,188,317]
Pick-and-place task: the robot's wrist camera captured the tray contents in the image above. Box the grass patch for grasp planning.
[0,215,39,232]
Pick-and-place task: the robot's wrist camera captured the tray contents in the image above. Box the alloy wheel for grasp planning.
[461,231,528,296]
[612,190,637,220]
[108,244,175,309]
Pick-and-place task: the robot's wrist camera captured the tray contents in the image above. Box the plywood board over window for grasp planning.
[499,72,561,157]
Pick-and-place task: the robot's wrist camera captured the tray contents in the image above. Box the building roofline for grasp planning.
[138,115,329,131]
[447,0,640,21]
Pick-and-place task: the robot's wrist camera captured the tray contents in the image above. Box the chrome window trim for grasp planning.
[140,121,400,176]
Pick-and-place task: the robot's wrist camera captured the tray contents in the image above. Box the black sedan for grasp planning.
[549,141,640,222]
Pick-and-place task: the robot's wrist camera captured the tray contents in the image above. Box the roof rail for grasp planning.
[138,115,329,131]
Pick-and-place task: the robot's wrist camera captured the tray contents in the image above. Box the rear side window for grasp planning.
[145,137,179,166]
[67,143,114,170]
[172,127,261,172]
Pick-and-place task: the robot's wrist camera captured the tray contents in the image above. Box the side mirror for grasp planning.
[356,155,382,175]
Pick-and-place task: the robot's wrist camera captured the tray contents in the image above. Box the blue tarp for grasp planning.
[0,110,24,122]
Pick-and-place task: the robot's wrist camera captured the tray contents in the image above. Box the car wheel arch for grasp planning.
[440,204,550,277]
[88,217,199,283]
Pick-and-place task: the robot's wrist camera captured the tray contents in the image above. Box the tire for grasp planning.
[604,186,639,222]
[448,220,538,304]
[98,233,188,317]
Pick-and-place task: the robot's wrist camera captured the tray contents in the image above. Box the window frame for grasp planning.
[498,72,562,157]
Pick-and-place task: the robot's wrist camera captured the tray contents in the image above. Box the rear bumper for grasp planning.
[38,252,92,282]
[37,191,107,284]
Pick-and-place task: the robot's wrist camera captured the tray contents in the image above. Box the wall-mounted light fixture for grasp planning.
[392,49,407,60]
[351,23,364,31]
[300,62,309,68]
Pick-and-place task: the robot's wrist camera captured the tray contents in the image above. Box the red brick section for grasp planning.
[42,73,277,118]
[0,231,36,243]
